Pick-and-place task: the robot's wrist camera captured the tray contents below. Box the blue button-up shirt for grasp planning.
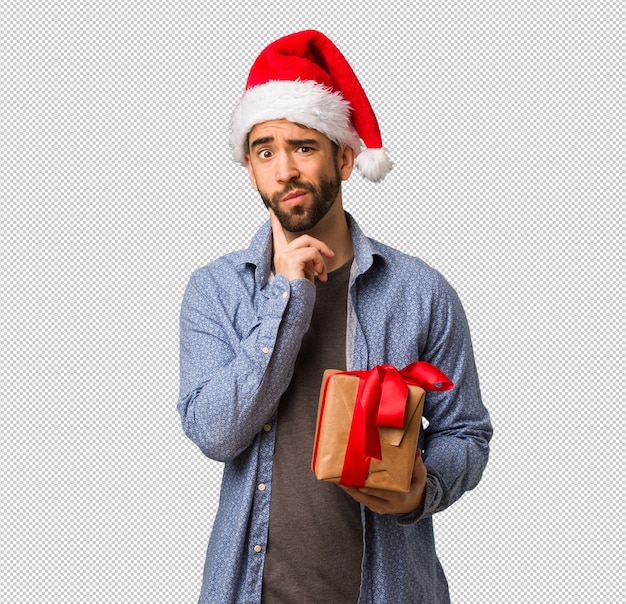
[178,213,492,603]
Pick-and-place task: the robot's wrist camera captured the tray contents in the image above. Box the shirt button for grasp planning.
[262,347,270,354]
[263,424,272,432]
[253,545,262,553]
[258,483,266,491]
[282,291,288,299]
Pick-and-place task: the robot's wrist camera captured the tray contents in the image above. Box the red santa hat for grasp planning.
[231,30,392,182]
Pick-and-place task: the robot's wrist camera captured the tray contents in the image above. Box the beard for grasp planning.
[259,168,342,233]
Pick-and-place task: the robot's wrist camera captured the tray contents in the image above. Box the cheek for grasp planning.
[244,158,258,189]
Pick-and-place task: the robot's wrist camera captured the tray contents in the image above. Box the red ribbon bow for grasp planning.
[336,362,453,487]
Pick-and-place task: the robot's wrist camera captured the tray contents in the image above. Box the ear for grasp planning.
[338,145,355,181]
[244,154,258,190]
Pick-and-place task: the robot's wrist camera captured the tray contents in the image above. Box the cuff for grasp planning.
[395,471,443,525]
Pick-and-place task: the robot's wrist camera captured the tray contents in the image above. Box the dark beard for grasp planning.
[259,169,341,233]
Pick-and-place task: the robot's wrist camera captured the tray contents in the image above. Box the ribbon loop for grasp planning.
[399,361,454,392]
[377,365,409,429]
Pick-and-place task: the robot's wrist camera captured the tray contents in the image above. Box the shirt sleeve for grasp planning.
[177,266,315,462]
[413,276,493,520]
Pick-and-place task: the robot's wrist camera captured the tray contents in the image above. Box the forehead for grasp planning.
[248,119,329,145]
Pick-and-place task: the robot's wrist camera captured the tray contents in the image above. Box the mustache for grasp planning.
[273,181,316,201]
[259,180,322,210]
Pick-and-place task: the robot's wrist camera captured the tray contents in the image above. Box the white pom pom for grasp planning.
[354,147,392,182]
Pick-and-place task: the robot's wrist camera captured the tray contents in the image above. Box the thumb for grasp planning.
[412,449,425,482]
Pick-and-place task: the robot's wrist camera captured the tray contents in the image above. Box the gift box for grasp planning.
[311,363,453,492]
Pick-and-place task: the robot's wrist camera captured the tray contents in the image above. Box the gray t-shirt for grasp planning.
[262,259,362,603]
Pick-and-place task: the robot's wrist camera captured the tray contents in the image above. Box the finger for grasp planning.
[311,254,329,282]
[342,483,395,502]
[283,233,335,260]
[268,208,289,252]
[341,486,394,515]
[308,237,335,259]
[356,487,397,501]
[293,249,328,283]
[412,449,426,483]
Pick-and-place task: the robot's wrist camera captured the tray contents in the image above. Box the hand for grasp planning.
[341,450,427,515]
[269,209,335,283]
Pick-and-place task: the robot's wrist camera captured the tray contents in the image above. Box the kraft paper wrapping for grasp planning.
[312,370,425,493]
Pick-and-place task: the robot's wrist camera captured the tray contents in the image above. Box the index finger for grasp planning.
[269,208,288,252]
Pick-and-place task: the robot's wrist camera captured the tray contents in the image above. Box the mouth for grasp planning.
[281,190,308,206]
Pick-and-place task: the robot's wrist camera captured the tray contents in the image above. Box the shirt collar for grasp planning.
[239,212,383,289]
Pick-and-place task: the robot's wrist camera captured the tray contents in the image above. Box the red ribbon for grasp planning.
[335,362,454,487]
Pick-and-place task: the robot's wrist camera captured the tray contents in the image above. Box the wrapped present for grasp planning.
[312,362,453,492]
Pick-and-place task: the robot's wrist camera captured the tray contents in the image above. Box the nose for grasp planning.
[276,151,299,183]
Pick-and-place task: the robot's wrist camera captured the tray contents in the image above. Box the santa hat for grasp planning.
[231,30,392,182]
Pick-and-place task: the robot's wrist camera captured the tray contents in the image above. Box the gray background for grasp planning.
[2,2,624,602]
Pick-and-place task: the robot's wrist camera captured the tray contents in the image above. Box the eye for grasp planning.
[258,149,273,159]
[297,146,313,154]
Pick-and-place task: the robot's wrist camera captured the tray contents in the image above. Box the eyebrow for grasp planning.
[249,136,320,149]
[250,136,274,149]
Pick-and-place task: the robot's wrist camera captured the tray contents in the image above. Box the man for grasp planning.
[178,30,492,603]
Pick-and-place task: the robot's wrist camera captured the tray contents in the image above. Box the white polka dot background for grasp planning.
[2,2,624,603]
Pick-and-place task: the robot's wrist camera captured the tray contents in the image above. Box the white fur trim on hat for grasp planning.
[354,147,393,182]
[231,79,361,164]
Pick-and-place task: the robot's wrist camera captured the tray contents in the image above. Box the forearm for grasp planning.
[421,429,490,516]
[394,432,490,526]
